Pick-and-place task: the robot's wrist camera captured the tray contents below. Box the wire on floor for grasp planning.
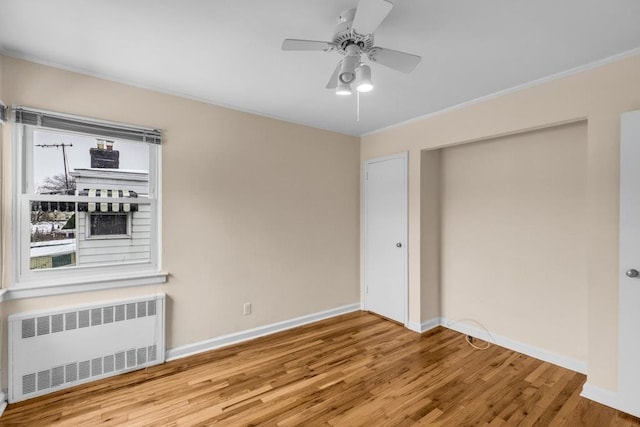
[446,318,494,350]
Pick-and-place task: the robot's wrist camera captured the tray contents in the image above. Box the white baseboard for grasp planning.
[407,317,442,333]
[165,303,361,361]
[0,392,6,417]
[421,317,441,333]
[406,321,421,333]
[581,383,640,418]
[440,318,587,374]
[580,383,620,411]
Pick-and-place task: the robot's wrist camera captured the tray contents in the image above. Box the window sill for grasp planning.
[4,271,168,300]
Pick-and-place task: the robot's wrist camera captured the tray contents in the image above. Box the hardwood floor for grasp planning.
[1,311,638,426]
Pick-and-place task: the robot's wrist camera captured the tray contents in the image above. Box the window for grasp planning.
[12,107,165,292]
[88,213,130,237]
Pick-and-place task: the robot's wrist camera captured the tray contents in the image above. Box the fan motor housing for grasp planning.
[333,9,374,53]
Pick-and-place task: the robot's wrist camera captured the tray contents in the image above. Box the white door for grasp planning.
[364,153,408,324]
[619,110,640,417]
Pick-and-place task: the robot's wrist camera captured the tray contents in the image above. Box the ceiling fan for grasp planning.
[282,0,421,96]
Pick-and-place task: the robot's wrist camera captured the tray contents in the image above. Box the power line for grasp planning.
[35,143,74,191]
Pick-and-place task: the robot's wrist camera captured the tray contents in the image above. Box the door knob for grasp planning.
[626,269,639,278]
[396,243,402,248]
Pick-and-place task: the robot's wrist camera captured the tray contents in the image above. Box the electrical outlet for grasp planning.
[243,302,252,316]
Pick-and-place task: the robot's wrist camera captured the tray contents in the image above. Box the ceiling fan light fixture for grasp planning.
[336,82,352,96]
[282,0,422,99]
[339,53,359,84]
[339,72,355,84]
[356,65,373,92]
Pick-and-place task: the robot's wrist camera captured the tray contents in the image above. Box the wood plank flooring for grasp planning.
[1,311,638,426]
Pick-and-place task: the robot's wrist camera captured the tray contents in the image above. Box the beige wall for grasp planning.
[440,122,587,361]
[0,55,360,361]
[1,48,637,397]
[362,53,640,391]
[420,150,441,320]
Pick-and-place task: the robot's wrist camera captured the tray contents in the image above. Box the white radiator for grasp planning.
[8,293,165,403]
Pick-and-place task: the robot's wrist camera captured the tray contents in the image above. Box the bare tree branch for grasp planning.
[38,174,76,194]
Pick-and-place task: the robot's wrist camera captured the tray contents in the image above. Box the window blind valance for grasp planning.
[13,107,162,144]
[0,102,7,124]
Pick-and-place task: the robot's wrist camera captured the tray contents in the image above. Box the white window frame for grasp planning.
[10,108,166,299]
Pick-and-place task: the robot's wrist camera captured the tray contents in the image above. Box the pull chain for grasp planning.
[356,91,360,122]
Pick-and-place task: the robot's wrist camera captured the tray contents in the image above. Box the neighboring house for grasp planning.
[30,141,150,268]
[29,239,76,270]
[71,166,150,267]
[29,213,76,269]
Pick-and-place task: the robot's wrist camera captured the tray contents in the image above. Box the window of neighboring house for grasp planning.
[87,213,130,238]
[12,107,165,291]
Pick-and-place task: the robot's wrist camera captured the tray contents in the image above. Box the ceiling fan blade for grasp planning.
[326,62,342,89]
[369,47,421,73]
[351,0,393,35]
[282,39,335,51]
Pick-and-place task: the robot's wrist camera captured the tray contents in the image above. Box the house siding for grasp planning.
[76,204,151,266]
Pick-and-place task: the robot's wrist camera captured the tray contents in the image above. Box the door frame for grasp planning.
[617,110,640,417]
[362,151,409,327]
[581,111,640,418]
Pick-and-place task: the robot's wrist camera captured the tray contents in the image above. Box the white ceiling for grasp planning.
[1,0,640,136]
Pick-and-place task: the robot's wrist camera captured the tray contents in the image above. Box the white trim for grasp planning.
[580,383,620,412]
[363,47,640,137]
[0,392,7,417]
[362,152,409,326]
[4,271,168,300]
[618,110,640,418]
[406,318,441,334]
[153,144,162,270]
[406,321,422,333]
[407,318,441,333]
[166,303,361,361]
[440,317,587,374]
[11,123,22,287]
[580,383,640,418]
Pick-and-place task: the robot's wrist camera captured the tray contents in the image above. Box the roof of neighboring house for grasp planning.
[30,240,76,258]
[61,214,76,230]
[70,168,148,181]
